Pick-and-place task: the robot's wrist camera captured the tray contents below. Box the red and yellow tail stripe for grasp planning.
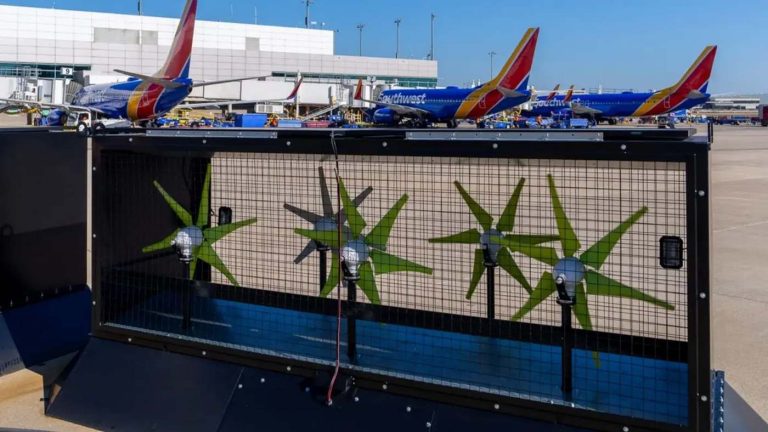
[632,45,717,117]
[157,0,197,79]
[546,84,561,101]
[455,27,539,119]
[127,83,164,121]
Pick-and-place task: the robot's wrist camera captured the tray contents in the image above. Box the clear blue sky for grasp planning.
[2,0,767,93]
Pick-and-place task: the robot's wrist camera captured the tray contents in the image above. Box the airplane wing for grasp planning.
[352,79,432,117]
[0,98,105,114]
[177,78,304,110]
[570,103,602,115]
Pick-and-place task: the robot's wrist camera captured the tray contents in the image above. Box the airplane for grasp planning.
[353,27,540,128]
[523,46,717,124]
[0,0,302,133]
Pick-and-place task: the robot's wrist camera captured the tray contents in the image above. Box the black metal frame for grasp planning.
[91,129,711,432]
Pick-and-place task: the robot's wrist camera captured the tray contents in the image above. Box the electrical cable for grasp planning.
[326,130,343,406]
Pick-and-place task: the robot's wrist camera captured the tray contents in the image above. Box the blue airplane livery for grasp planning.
[354,28,540,128]
[524,46,717,123]
[0,0,300,131]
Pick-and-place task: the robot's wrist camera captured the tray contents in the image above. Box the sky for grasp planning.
[1,0,767,94]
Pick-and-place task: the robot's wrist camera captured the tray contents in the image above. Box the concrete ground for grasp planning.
[0,123,766,430]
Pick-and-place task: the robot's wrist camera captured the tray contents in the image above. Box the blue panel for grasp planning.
[110,294,688,426]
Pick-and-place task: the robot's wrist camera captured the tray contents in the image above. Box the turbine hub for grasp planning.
[480,229,503,264]
[553,257,586,287]
[314,217,337,232]
[341,238,369,278]
[171,226,204,263]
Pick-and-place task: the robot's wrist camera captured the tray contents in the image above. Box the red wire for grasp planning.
[326,133,343,405]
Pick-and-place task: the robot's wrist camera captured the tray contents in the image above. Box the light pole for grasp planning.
[488,51,497,80]
[304,0,313,29]
[394,18,402,59]
[356,24,365,56]
[428,13,436,60]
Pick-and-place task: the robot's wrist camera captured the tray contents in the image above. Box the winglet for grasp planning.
[495,27,539,93]
[546,84,560,101]
[287,77,303,100]
[563,85,575,103]
[353,79,364,101]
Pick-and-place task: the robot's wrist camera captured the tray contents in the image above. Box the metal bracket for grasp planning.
[146,129,279,139]
[405,130,604,142]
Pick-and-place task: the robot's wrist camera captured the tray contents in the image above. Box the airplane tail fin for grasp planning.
[287,77,303,100]
[156,0,198,79]
[494,27,539,94]
[353,79,364,101]
[546,84,560,101]
[563,85,575,103]
[669,45,718,98]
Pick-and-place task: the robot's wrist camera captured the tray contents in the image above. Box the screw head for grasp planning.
[127,338,132,342]
[493,403,500,410]
[620,144,627,151]
[700,292,707,299]
[426,422,432,428]
[286,141,292,146]
[698,190,706,197]
[286,366,292,372]
[202,351,207,356]
[382,384,388,390]
[701,395,708,402]
[237,384,243,389]
[406,406,411,412]
[622,427,630,432]
[260,378,265,383]
[382,141,388,147]
[305,387,310,393]
[354,396,359,403]
[492,143,499,149]
[202,139,207,144]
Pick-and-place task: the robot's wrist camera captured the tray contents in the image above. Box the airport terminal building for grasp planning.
[0,5,437,113]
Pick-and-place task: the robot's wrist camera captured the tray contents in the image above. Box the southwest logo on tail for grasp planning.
[563,85,575,103]
[355,28,539,128]
[631,46,717,116]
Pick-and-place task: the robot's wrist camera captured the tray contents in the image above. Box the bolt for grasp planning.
[426,422,432,428]
[238,384,243,389]
[700,292,707,299]
[622,427,629,432]
[382,141,388,147]
[493,403,499,410]
[202,351,207,356]
[127,338,132,342]
[92,166,96,171]
[202,139,207,144]
[260,378,265,383]
[698,190,706,197]
[382,384,388,390]
[701,395,708,402]
[92,301,96,306]
[354,396,359,403]
[286,141,292,146]
[92,234,97,238]
[492,143,499,149]
[129,138,133,143]
[305,387,310,393]
[620,144,627,151]
[406,406,412,413]
[286,366,292,372]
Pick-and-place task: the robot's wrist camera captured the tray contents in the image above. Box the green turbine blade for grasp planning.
[466,249,486,300]
[573,282,600,367]
[500,236,560,266]
[366,194,409,250]
[584,270,674,310]
[337,186,374,226]
[504,234,560,246]
[454,181,493,231]
[580,207,648,270]
[204,218,258,244]
[142,228,179,253]
[196,242,238,286]
[428,228,482,245]
[153,180,193,227]
[547,175,581,257]
[511,272,557,321]
[357,261,381,304]
[370,249,432,276]
[497,178,525,232]
[497,247,532,294]
[320,255,341,297]
[294,228,342,249]
[338,177,367,237]
[196,164,212,228]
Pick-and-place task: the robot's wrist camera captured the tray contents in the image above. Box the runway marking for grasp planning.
[293,334,391,353]
[714,219,768,233]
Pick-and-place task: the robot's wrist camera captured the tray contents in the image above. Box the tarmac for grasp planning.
[0,122,766,430]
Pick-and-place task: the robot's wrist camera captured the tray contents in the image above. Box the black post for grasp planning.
[561,303,573,394]
[486,265,496,322]
[318,247,328,291]
[182,263,192,331]
[346,278,357,361]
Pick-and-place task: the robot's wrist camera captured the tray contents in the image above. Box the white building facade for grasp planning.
[0,5,437,108]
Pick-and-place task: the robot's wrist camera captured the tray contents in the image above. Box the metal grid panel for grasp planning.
[96,148,691,427]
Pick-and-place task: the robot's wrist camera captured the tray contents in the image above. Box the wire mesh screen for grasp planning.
[96,147,691,427]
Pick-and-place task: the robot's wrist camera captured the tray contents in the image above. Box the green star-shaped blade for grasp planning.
[196,164,212,228]
[497,247,532,294]
[454,181,493,231]
[580,207,648,270]
[366,194,409,250]
[511,272,557,321]
[584,270,673,310]
[370,249,433,276]
[338,177,367,238]
[152,180,193,227]
[497,178,525,232]
[428,229,482,244]
[547,175,581,257]
[357,261,379,304]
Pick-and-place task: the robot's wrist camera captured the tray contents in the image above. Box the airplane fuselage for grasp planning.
[371,86,531,124]
[71,78,194,122]
[526,91,710,119]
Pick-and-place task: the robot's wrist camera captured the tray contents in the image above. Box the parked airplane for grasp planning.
[354,27,540,128]
[524,46,717,123]
[0,0,301,132]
